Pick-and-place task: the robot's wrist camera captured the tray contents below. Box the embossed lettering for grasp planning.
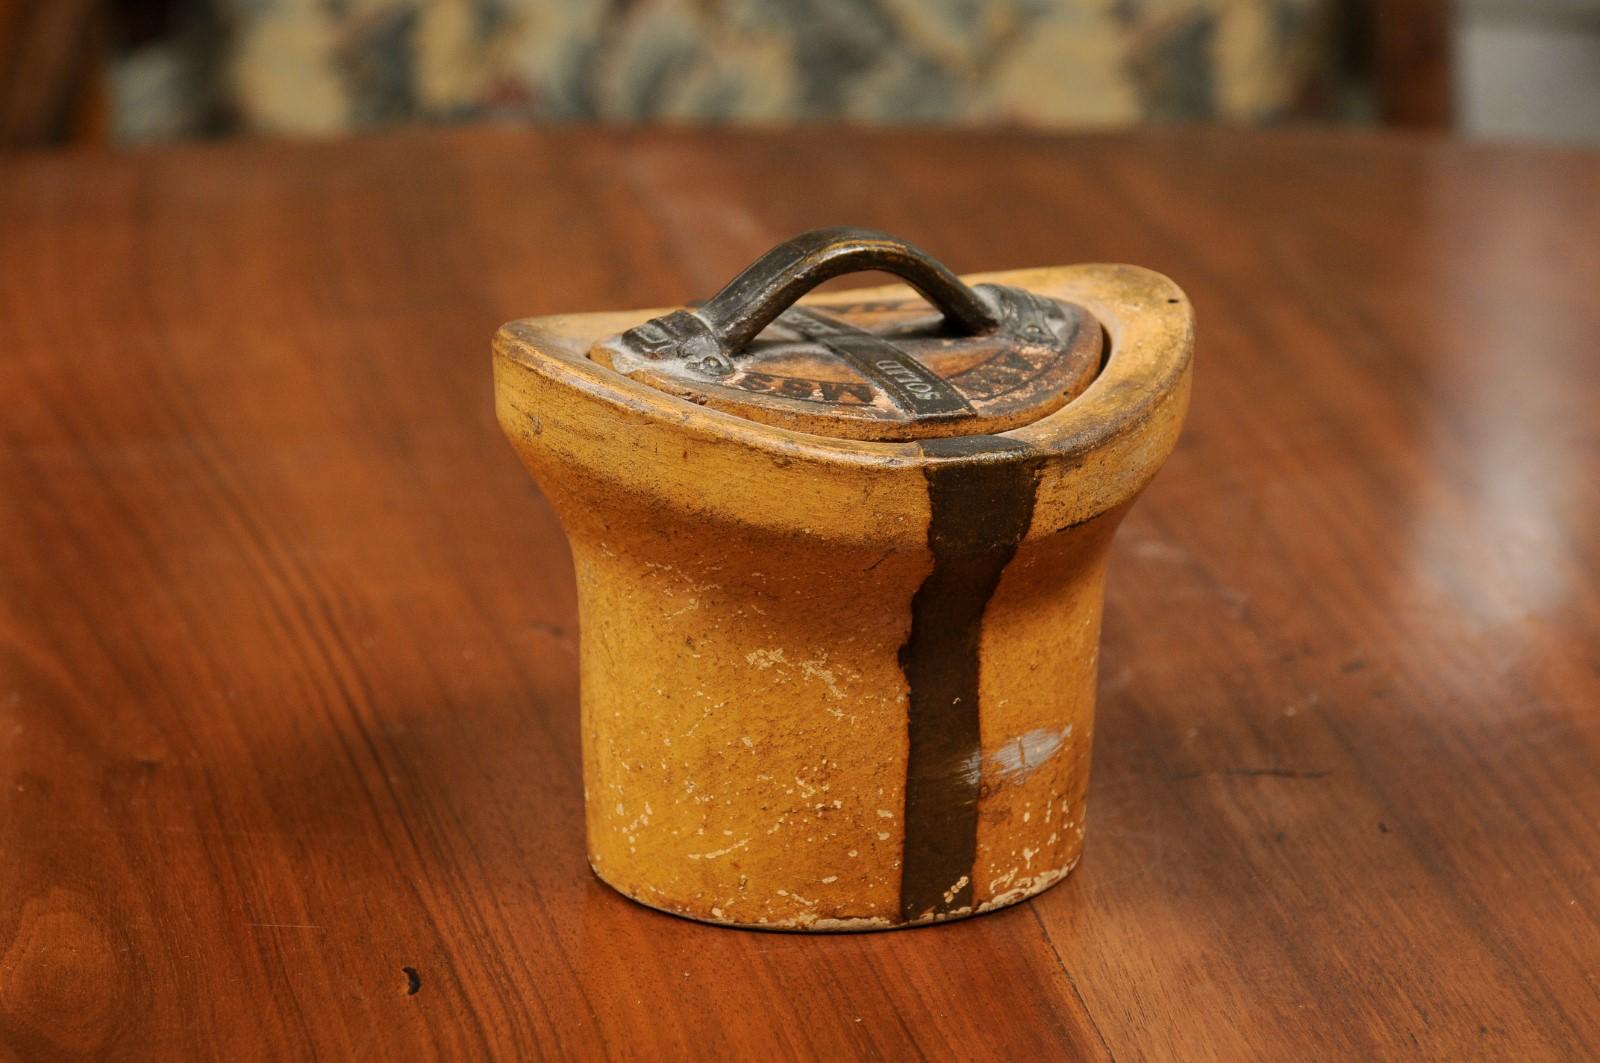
[875,359,940,401]
[818,380,874,404]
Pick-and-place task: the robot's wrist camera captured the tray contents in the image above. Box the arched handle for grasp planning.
[609,228,1000,374]
[698,227,1000,353]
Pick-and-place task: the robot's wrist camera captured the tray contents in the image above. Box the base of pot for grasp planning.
[592,856,1081,932]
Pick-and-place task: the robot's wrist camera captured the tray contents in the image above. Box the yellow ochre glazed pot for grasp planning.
[494,228,1192,929]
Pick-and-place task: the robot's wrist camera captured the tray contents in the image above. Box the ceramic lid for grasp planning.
[588,228,1103,442]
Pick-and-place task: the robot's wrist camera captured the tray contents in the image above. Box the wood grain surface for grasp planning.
[1,126,1597,1060]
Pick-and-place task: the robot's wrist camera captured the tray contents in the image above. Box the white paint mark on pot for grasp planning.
[978,859,1080,912]
[953,749,982,786]
[987,725,1074,784]
[687,838,749,860]
[744,647,851,710]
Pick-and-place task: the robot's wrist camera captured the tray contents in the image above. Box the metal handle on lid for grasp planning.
[609,228,1000,375]
[700,227,1000,354]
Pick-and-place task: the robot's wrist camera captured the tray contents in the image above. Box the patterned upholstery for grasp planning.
[121,0,1343,138]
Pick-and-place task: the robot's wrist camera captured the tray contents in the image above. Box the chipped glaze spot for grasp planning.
[987,725,1074,784]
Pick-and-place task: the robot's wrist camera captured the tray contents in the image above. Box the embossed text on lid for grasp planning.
[587,228,1103,442]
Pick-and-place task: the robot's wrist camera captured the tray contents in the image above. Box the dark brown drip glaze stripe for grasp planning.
[898,435,1041,922]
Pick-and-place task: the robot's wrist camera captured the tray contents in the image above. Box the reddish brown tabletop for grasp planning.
[2,127,1598,1060]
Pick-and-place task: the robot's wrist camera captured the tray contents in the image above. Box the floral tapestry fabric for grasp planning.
[119,0,1341,139]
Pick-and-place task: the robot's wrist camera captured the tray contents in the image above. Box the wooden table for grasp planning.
[2,127,1597,1060]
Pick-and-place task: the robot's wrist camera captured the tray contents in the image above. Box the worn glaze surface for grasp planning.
[495,264,1193,928]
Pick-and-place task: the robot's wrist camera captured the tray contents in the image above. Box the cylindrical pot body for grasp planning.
[495,262,1191,929]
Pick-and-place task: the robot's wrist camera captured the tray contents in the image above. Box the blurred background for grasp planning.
[2,0,1597,150]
